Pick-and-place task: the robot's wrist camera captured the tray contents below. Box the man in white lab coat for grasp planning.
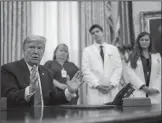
[82,24,122,105]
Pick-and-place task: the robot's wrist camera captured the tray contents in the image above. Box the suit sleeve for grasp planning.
[82,48,100,88]
[44,61,52,69]
[109,48,122,87]
[1,65,32,106]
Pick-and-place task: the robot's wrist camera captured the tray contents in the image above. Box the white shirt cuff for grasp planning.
[64,88,76,101]
[25,86,35,102]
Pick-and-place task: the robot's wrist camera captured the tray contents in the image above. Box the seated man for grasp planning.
[1,35,83,108]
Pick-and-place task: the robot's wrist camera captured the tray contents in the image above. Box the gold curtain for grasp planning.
[1,1,31,66]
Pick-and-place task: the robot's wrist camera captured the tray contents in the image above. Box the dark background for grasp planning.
[149,18,162,56]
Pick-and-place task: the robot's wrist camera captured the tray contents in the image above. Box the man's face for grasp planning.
[24,41,45,66]
[91,27,104,44]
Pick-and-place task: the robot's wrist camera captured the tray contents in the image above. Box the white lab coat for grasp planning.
[127,53,161,104]
[82,43,122,105]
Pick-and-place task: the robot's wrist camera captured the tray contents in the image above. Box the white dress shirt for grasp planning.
[94,42,106,56]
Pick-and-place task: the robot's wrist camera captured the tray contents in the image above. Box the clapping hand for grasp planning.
[67,70,84,94]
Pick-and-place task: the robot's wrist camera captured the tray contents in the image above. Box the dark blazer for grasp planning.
[44,60,79,105]
[1,59,68,108]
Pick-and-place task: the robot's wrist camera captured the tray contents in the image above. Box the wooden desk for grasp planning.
[1,104,161,123]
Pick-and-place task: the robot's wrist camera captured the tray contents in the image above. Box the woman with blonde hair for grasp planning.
[44,43,79,105]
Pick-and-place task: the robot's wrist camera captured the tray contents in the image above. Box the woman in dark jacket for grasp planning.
[44,43,79,105]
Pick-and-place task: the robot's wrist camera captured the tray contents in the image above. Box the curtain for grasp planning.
[1,1,31,66]
[79,1,118,48]
[31,1,79,67]
[31,2,80,104]
[114,1,135,46]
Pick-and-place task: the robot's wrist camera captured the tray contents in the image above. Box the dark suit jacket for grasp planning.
[1,59,68,108]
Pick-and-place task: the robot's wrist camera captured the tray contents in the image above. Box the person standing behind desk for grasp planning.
[44,44,79,105]
[127,32,161,104]
[82,24,122,105]
[1,36,83,108]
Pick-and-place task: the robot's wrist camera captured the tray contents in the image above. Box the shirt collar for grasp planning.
[24,60,39,73]
[94,42,106,49]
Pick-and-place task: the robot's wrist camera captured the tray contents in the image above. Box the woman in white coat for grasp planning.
[127,32,161,104]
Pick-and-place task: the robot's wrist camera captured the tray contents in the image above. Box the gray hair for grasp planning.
[23,35,46,50]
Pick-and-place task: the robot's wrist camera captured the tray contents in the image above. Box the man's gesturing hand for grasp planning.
[29,65,38,93]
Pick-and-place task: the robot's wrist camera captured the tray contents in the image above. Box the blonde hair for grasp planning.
[53,43,69,61]
[23,35,46,50]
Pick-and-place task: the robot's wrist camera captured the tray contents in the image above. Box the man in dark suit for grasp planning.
[1,35,83,108]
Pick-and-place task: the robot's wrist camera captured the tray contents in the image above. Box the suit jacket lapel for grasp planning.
[19,59,30,87]
[137,58,145,83]
[104,45,113,60]
[92,44,104,70]
[103,45,113,69]
[92,44,101,59]
[38,66,48,97]
[150,54,159,76]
